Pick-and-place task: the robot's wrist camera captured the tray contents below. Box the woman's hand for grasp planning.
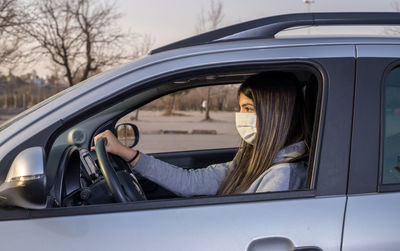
[92,130,138,163]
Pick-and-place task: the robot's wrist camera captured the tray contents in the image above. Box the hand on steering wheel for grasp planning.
[95,137,146,202]
[93,130,141,166]
[93,130,126,156]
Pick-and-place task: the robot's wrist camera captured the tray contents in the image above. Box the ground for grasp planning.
[119,110,241,153]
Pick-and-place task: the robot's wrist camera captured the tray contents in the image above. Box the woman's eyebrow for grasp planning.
[241,103,254,107]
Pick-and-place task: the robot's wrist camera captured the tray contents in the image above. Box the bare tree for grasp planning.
[0,0,28,71]
[195,0,224,33]
[195,0,224,121]
[162,89,190,116]
[22,0,153,86]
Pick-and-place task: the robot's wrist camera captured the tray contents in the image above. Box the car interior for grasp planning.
[45,65,321,208]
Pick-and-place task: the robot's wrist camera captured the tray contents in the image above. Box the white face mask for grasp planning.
[235,112,257,145]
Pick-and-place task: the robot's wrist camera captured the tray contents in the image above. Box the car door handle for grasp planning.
[247,236,322,251]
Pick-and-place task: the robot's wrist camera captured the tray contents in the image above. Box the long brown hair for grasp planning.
[218,71,309,195]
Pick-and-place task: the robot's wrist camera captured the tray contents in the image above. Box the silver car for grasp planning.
[0,12,399,251]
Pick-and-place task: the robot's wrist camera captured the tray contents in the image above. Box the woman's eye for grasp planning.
[240,105,254,113]
[242,107,251,112]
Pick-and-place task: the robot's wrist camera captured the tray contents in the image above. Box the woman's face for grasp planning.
[239,93,255,113]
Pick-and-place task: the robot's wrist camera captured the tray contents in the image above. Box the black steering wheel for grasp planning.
[95,138,146,202]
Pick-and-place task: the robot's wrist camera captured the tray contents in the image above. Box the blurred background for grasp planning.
[1,0,400,124]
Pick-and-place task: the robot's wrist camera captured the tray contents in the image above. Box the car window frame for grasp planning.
[347,55,388,195]
[2,59,334,221]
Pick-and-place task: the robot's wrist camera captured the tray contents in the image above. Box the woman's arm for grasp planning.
[134,153,232,197]
[93,130,233,196]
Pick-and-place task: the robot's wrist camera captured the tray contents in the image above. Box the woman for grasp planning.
[94,71,310,196]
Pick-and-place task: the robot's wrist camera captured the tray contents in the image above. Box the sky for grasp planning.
[31,0,400,77]
[117,0,400,48]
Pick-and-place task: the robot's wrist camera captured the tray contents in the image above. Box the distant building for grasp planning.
[32,75,46,86]
[45,75,69,87]
[20,71,48,87]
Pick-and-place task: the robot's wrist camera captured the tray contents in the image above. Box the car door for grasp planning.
[0,43,355,251]
[342,43,400,251]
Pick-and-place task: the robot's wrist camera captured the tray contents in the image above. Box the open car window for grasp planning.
[117,85,242,153]
[47,66,321,208]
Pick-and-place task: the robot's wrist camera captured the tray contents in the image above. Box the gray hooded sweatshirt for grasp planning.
[133,141,307,197]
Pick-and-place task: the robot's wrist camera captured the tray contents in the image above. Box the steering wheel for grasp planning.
[95,138,146,202]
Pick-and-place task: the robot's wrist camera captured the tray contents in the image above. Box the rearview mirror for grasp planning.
[115,123,139,148]
[0,147,47,209]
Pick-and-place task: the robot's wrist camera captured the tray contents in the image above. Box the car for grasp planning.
[0,12,399,251]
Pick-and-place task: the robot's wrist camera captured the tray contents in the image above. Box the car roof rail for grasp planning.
[150,12,400,54]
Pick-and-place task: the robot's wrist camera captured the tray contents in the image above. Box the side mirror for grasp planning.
[115,123,139,148]
[0,147,47,209]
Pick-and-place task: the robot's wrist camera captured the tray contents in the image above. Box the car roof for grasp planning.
[154,36,400,55]
[151,12,400,54]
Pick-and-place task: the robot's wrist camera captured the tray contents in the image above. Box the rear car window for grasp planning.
[382,66,400,184]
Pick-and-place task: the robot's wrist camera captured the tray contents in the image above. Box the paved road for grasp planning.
[120,110,241,153]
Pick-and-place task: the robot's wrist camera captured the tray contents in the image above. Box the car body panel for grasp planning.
[342,193,400,251]
[343,44,400,250]
[0,196,346,251]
